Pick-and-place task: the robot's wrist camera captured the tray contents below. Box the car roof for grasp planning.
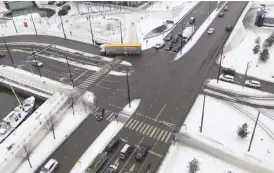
[44,159,56,169]
[251,80,260,84]
[121,144,131,153]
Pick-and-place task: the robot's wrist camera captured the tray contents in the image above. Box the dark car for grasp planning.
[222,68,235,76]
[58,9,68,16]
[95,108,105,121]
[226,25,233,32]
[0,53,5,58]
[62,4,71,11]
[172,35,179,43]
[135,144,150,161]
[105,137,120,152]
[165,34,172,41]
[189,17,195,24]
[172,46,180,52]
[48,1,55,5]
[218,12,224,17]
[56,1,66,6]
[164,42,172,51]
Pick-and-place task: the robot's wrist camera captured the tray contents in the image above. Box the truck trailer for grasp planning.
[100,43,142,56]
[182,26,194,43]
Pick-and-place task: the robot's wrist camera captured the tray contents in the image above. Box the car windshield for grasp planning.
[41,167,49,173]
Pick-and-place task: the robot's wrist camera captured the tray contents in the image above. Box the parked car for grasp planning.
[58,9,68,16]
[105,137,120,152]
[40,159,58,173]
[165,34,172,41]
[222,68,236,76]
[218,12,224,17]
[172,46,180,52]
[224,6,228,11]
[31,60,43,67]
[219,74,234,83]
[189,17,195,24]
[104,165,118,173]
[245,80,261,89]
[120,144,133,160]
[207,28,215,34]
[164,42,172,51]
[56,1,66,6]
[135,144,150,161]
[0,53,5,57]
[172,35,179,43]
[226,25,233,31]
[154,42,165,49]
[95,108,105,121]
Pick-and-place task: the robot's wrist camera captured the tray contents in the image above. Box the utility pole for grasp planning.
[200,95,206,133]
[71,94,75,116]
[217,49,224,83]
[59,16,66,39]
[11,17,18,34]
[29,10,37,35]
[65,56,74,88]
[119,21,123,43]
[208,1,212,19]
[248,111,260,152]
[243,62,251,89]
[126,69,131,108]
[31,47,42,77]
[4,40,15,68]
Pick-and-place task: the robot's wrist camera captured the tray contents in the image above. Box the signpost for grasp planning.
[114,112,118,124]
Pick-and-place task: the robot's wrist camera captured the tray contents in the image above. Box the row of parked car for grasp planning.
[219,68,261,89]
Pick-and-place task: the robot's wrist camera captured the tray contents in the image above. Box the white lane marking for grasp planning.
[165,132,172,143]
[125,119,133,128]
[157,130,164,140]
[98,85,111,90]
[142,124,150,134]
[146,126,154,136]
[161,131,168,142]
[139,124,147,134]
[154,104,166,121]
[129,120,137,129]
[149,127,157,137]
[131,121,139,131]
[85,132,89,136]
[135,122,143,132]
[119,137,144,173]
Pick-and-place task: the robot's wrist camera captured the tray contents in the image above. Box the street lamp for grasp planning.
[126,68,131,108]
[4,40,15,68]
[119,20,123,43]
[59,16,66,39]
[243,61,252,89]
[11,16,18,34]
[65,56,74,88]
[200,95,206,133]
[217,49,225,83]
[29,9,37,35]
[31,47,42,77]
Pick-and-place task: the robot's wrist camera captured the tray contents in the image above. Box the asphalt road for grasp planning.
[0,2,252,173]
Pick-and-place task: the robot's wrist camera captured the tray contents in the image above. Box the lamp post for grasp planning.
[29,10,37,35]
[248,111,260,152]
[217,49,224,83]
[243,61,252,89]
[11,16,18,34]
[126,68,131,108]
[200,95,206,133]
[31,47,42,77]
[59,16,66,39]
[4,40,15,68]
[119,21,123,43]
[65,56,74,88]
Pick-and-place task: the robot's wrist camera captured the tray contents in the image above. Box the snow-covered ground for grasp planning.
[70,99,141,173]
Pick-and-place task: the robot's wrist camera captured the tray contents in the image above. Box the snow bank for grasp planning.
[174,2,227,61]
[121,99,141,115]
[69,121,123,173]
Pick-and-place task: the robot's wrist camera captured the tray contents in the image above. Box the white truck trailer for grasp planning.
[182,26,195,43]
[100,43,142,56]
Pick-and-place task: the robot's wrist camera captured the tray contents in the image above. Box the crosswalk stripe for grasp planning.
[150,127,157,137]
[146,126,154,136]
[157,130,164,140]
[129,120,137,129]
[135,122,143,132]
[79,83,89,87]
[154,128,161,138]
[131,121,139,131]
[161,131,168,142]
[139,124,147,134]
[142,124,150,134]
[106,113,114,121]
[109,116,115,121]
[125,119,133,128]
[165,132,172,143]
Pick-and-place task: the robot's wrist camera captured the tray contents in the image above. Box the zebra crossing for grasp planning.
[104,111,172,144]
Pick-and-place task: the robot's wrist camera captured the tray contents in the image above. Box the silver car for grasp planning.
[31,60,43,67]
[208,28,214,34]
[40,159,58,173]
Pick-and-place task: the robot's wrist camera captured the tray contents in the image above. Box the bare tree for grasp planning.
[17,143,33,168]
[44,116,58,139]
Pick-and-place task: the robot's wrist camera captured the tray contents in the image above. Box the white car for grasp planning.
[104,165,118,173]
[245,80,261,89]
[31,60,43,67]
[154,42,165,49]
[40,159,58,173]
[219,74,234,83]
[208,28,214,34]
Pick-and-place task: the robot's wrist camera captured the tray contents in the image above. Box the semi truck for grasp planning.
[100,43,142,56]
[182,26,195,43]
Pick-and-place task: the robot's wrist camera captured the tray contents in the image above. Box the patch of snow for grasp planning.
[121,99,141,115]
[174,2,227,61]
[158,143,250,173]
[69,121,123,173]
[82,91,96,105]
